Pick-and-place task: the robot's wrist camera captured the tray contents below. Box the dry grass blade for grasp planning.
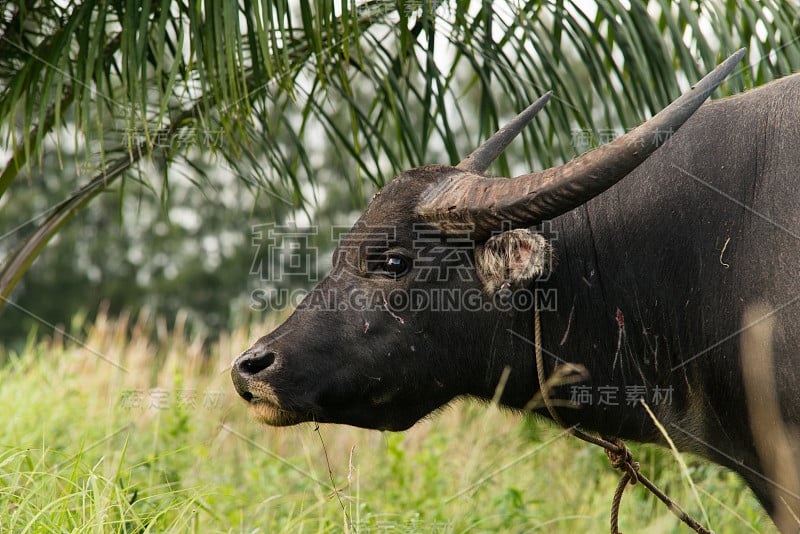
[741,303,800,532]
[640,399,711,527]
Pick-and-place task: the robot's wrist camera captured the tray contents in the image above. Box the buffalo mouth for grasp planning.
[232,376,415,431]
[247,396,310,427]
[231,367,310,426]
[236,386,312,427]
[231,360,436,431]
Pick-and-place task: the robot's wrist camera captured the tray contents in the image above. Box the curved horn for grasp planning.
[456,92,552,173]
[419,49,747,238]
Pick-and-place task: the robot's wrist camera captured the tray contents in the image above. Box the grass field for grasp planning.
[0,311,776,533]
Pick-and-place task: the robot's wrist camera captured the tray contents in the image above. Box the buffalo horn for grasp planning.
[456,92,552,173]
[418,48,747,239]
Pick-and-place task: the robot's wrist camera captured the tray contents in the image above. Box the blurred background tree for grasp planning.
[1,0,799,349]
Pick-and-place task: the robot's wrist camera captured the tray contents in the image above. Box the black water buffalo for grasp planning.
[232,49,800,528]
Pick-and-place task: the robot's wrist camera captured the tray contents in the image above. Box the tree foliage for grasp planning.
[1,1,799,339]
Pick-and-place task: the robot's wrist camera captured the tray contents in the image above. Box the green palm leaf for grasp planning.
[1,0,799,307]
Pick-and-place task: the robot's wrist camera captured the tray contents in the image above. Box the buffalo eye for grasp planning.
[381,254,411,278]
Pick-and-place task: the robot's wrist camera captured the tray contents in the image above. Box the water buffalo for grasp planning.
[232,49,800,528]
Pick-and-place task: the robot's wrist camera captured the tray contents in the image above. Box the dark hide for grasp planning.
[232,74,800,522]
[539,73,800,514]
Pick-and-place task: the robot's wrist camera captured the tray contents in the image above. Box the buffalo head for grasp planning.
[231,50,745,431]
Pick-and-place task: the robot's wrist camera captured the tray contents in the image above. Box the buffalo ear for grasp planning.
[475,229,553,296]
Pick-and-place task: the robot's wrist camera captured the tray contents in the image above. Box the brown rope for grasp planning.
[532,299,711,534]
[610,471,632,533]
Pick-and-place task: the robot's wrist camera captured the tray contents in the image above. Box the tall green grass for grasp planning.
[0,311,775,532]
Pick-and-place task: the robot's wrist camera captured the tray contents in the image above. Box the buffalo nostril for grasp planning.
[238,350,276,376]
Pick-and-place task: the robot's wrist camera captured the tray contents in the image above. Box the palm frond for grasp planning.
[2,0,800,308]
